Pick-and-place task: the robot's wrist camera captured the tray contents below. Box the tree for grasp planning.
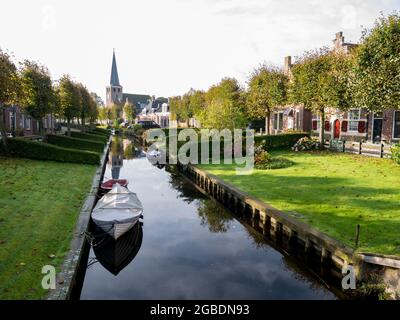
[98,107,107,124]
[123,101,135,123]
[168,96,180,123]
[90,92,105,108]
[188,89,205,126]
[199,78,247,130]
[88,95,98,125]
[110,103,121,122]
[0,49,20,147]
[77,83,92,132]
[289,48,352,144]
[58,75,80,136]
[246,64,288,134]
[19,60,54,136]
[353,13,400,112]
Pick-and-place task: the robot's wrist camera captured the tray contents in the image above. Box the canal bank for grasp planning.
[76,136,342,299]
[47,137,111,300]
[176,163,400,299]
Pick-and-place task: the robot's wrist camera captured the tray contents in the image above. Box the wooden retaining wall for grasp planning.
[177,162,355,271]
[177,162,400,299]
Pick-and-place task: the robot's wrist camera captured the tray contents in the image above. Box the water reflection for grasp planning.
[90,223,143,276]
[197,200,234,233]
[79,136,339,300]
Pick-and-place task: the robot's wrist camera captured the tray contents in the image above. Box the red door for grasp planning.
[334,119,340,139]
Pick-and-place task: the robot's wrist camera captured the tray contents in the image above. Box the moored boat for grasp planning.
[101,179,128,191]
[92,184,143,240]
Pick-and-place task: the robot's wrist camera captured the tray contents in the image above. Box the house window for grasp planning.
[26,117,31,130]
[295,111,300,130]
[312,114,320,131]
[394,111,400,139]
[348,109,361,132]
[278,113,283,130]
[20,114,25,129]
[273,112,283,131]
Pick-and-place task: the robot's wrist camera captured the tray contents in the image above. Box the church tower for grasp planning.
[106,49,123,107]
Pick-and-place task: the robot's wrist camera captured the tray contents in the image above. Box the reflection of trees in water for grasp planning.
[241,222,341,298]
[111,136,144,160]
[168,172,203,204]
[111,136,124,155]
[124,142,135,159]
[197,199,234,233]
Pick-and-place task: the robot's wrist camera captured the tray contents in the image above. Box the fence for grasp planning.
[325,140,392,158]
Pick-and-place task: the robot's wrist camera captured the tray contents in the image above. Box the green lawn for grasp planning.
[199,150,400,256]
[0,157,96,299]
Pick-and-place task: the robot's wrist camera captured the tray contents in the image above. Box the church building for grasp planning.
[106,50,152,113]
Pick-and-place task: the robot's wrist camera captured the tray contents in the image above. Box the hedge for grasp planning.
[0,138,100,165]
[255,133,310,149]
[69,132,108,144]
[46,134,105,153]
[89,127,110,136]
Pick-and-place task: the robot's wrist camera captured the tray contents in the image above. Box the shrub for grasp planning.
[89,127,110,136]
[255,150,272,166]
[46,134,105,153]
[255,133,309,150]
[254,146,293,170]
[0,138,100,165]
[391,143,400,164]
[69,132,108,144]
[292,136,321,151]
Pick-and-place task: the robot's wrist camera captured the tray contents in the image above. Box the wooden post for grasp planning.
[355,224,361,248]
[380,143,384,158]
[342,140,346,153]
[359,142,362,155]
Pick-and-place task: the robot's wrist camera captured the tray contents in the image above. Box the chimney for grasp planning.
[334,32,344,52]
[284,56,292,75]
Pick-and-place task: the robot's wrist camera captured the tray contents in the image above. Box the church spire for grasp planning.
[110,49,120,86]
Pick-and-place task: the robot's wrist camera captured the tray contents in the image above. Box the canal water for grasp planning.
[79,136,338,299]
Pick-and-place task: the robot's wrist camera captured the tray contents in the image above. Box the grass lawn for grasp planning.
[199,150,400,256]
[0,156,97,299]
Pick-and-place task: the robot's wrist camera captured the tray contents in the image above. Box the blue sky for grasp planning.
[0,0,398,101]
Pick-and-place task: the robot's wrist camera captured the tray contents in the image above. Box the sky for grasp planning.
[0,0,398,102]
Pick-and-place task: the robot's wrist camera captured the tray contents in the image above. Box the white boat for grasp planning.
[91,184,143,240]
[145,149,165,165]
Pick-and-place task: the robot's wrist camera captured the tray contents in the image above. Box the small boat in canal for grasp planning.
[145,149,165,165]
[100,179,128,191]
[92,184,143,240]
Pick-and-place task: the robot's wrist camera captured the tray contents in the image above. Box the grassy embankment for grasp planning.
[199,150,400,256]
[0,157,96,299]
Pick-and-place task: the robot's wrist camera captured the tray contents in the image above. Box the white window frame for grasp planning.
[26,117,31,130]
[393,110,400,140]
[348,108,361,132]
[273,112,283,131]
[20,114,25,129]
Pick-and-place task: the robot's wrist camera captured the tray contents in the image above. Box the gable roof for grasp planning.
[122,93,152,109]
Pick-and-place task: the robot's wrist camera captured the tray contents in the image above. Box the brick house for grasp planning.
[270,32,400,144]
[367,110,400,144]
[270,56,312,134]
[1,105,55,137]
